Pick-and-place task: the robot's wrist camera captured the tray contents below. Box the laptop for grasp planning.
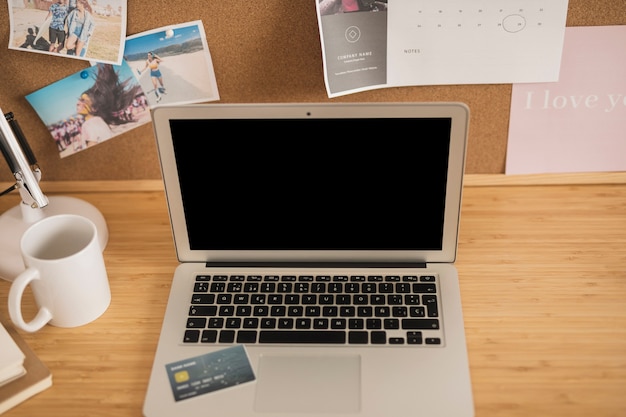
[143,102,474,417]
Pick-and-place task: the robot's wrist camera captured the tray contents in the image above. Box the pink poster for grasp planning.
[506,26,626,175]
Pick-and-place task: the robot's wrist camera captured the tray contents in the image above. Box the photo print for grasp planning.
[124,20,220,108]
[25,60,151,158]
[8,0,127,65]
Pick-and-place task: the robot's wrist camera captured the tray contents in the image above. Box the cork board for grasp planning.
[0,0,625,182]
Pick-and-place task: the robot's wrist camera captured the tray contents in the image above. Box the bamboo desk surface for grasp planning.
[0,180,625,417]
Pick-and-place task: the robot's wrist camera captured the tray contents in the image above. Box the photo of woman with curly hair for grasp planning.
[75,63,142,148]
[25,60,152,158]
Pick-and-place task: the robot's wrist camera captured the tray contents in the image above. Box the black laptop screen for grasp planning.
[169,118,451,251]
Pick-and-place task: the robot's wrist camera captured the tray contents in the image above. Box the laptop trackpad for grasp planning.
[254,354,361,413]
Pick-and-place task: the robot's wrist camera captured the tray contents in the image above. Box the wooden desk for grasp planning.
[0,180,625,417]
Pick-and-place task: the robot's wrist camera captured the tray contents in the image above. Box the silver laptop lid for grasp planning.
[151,102,469,264]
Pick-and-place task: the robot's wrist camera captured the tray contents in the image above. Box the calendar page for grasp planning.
[387,0,569,86]
[316,0,569,97]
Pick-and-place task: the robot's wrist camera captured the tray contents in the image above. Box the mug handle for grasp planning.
[8,267,53,333]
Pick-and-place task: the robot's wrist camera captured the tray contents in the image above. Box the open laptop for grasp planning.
[143,102,474,417]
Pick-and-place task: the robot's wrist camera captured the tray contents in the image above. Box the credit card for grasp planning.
[165,345,256,401]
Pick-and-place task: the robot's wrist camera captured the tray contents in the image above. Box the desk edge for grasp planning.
[1,172,625,194]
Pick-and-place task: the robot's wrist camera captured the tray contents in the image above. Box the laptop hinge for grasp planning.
[204,261,428,269]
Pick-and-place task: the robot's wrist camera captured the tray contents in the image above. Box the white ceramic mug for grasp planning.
[8,214,111,332]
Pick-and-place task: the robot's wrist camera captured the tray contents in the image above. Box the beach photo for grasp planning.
[124,21,220,108]
[8,0,127,65]
[25,60,151,158]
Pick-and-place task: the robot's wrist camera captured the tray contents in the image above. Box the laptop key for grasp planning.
[208,317,224,328]
[296,318,311,329]
[186,318,206,328]
[313,318,329,329]
[402,319,440,330]
[183,330,200,343]
[331,318,347,329]
[236,330,258,343]
[407,331,423,344]
[349,318,364,329]
[219,330,235,343]
[260,318,276,328]
[278,318,294,329]
[366,318,382,329]
[243,318,258,328]
[413,283,436,293]
[201,329,218,343]
[189,305,217,316]
[423,295,439,317]
[259,330,346,344]
[371,331,387,344]
[191,293,213,304]
[348,331,368,344]
[384,318,400,329]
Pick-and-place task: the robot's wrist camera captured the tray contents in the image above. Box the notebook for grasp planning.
[143,102,474,417]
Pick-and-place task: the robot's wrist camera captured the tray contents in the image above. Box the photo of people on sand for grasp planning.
[25,60,151,158]
[8,0,127,65]
[124,21,220,107]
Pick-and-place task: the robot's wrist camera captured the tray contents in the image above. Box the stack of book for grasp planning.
[0,315,52,414]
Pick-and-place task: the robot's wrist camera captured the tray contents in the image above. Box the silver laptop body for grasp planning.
[143,102,474,417]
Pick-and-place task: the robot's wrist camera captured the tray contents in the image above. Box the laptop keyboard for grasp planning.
[183,274,444,346]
